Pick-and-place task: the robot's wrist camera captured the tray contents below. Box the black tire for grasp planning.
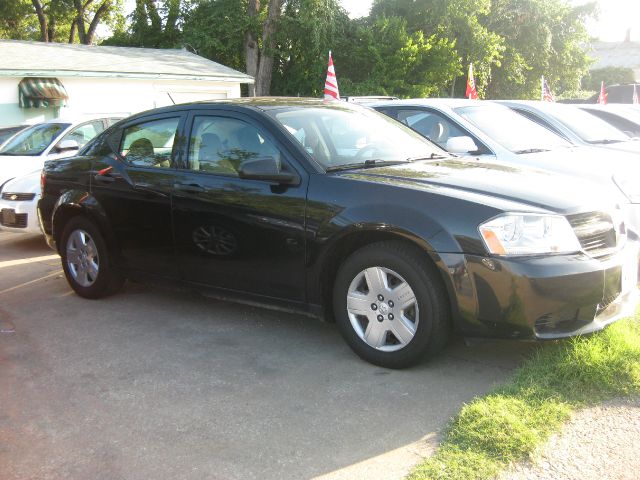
[333,241,450,368]
[60,216,124,299]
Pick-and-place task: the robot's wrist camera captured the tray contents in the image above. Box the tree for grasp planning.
[0,0,124,43]
[182,0,247,71]
[484,0,596,99]
[583,67,636,92]
[103,0,182,48]
[245,0,283,96]
[337,16,460,98]
[370,0,505,97]
[271,0,350,96]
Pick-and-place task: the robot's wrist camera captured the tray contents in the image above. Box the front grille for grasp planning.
[0,209,27,228]
[567,211,617,258]
[1,192,36,201]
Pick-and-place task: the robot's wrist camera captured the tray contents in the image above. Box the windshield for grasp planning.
[454,104,571,153]
[266,103,446,170]
[0,123,70,156]
[541,104,629,143]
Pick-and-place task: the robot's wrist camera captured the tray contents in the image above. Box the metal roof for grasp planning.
[0,40,254,83]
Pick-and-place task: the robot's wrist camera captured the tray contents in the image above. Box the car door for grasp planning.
[379,106,496,160]
[90,112,186,278]
[170,110,308,302]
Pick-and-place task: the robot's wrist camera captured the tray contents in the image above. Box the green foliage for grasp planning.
[0,0,125,43]
[408,315,640,480]
[338,16,460,98]
[370,0,505,98]
[0,0,36,40]
[102,0,183,48]
[0,0,592,98]
[583,67,636,92]
[270,0,350,97]
[182,0,247,70]
[485,0,596,99]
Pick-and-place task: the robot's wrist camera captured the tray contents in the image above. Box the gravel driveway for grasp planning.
[504,396,640,480]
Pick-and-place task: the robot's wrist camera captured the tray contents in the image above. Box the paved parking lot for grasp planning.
[0,231,537,480]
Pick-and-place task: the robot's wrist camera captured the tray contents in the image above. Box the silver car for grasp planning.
[496,100,640,154]
[370,99,640,236]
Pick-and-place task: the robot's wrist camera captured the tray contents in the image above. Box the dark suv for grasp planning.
[38,99,638,368]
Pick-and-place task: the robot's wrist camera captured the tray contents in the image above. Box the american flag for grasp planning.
[465,63,479,100]
[324,51,340,101]
[541,76,555,102]
[597,81,607,105]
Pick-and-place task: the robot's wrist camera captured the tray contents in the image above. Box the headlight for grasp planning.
[479,214,581,256]
[613,174,640,203]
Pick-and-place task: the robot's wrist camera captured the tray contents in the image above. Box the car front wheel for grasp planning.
[333,241,450,368]
[60,216,124,299]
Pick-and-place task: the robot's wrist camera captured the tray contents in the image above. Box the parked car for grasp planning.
[584,84,639,104]
[496,100,640,154]
[369,99,640,237]
[0,117,121,191]
[38,99,637,368]
[0,169,43,234]
[578,104,640,138]
[0,125,28,146]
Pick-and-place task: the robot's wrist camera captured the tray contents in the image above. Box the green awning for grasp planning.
[19,77,68,108]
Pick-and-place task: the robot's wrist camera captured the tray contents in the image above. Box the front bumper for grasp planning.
[0,195,41,235]
[441,241,639,339]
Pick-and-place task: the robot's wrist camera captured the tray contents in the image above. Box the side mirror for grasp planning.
[445,136,478,154]
[238,157,299,185]
[56,139,80,153]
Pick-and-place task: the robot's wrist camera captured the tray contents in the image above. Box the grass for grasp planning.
[408,313,640,480]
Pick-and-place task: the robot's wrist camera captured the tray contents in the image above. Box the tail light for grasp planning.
[40,169,46,193]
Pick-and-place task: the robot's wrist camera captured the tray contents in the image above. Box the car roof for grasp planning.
[366,98,508,110]
[119,97,372,121]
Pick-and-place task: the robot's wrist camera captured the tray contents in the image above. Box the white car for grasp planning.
[0,117,120,190]
[0,169,42,234]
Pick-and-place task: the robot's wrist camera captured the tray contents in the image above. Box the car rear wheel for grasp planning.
[60,216,124,299]
[333,241,450,368]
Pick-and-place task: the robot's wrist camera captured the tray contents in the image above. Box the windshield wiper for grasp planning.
[589,139,623,145]
[406,152,452,161]
[326,159,410,172]
[513,148,551,154]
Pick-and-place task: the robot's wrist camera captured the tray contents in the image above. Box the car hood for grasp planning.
[1,169,41,194]
[517,145,640,180]
[0,155,45,188]
[594,139,640,154]
[336,159,620,214]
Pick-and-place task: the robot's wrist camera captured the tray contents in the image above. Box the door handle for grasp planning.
[94,173,116,183]
[93,166,119,183]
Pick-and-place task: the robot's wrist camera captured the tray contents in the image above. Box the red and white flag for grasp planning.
[465,63,479,100]
[597,81,607,105]
[541,76,555,102]
[324,51,340,101]
[633,84,638,105]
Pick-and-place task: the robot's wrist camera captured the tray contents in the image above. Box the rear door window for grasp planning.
[119,117,180,168]
[186,115,282,176]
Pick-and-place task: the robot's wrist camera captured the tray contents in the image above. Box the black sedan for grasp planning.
[38,99,638,368]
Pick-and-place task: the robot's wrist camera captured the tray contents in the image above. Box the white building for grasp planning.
[590,41,640,81]
[0,40,254,126]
